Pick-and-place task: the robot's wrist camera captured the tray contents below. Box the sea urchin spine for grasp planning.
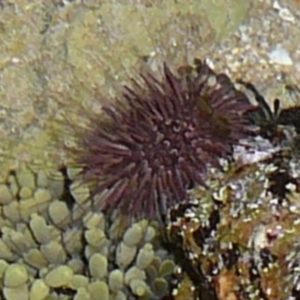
[75,60,252,220]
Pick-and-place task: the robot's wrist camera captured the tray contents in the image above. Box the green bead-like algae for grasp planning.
[108,269,124,292]
[3,283,29,300]
[4,263,29,288]
[88,281,109,300]
[29,279,50,300]
[0,184,13,204]
[44,266,73,288]
[123,223,143,247]
[89,253,107,279]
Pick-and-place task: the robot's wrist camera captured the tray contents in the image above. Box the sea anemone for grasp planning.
[75,60,252,220]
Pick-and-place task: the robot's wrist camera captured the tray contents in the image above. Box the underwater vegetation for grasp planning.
[1,57,300,300]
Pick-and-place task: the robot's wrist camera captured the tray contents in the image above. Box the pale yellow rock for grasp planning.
[4,264,29,288]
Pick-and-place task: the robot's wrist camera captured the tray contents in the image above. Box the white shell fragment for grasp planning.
[268,44,293,66]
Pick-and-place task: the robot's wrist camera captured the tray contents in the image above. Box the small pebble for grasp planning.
[4,264,29,288]
[44,266,73,288]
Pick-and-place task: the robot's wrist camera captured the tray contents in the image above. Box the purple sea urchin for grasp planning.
[76,60,252,220]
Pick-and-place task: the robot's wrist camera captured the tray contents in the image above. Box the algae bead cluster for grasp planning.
[0,163,175,300]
